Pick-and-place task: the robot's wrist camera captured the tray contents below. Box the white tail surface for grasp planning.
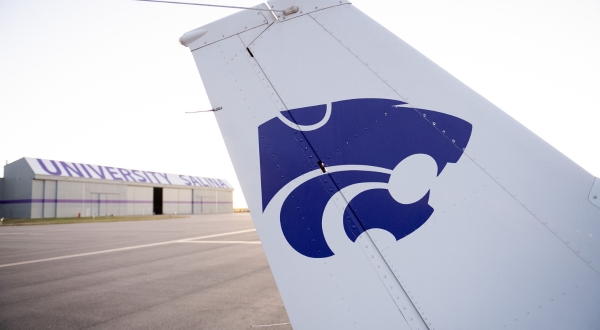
[181,1,600,329]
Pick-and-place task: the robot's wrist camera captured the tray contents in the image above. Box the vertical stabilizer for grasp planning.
[180,1,600,329]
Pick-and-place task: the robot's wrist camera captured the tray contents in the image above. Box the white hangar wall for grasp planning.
[0,159,34,219]
[0,158,234,219]
[162,188,232,215]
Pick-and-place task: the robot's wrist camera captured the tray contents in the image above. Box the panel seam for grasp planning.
[309,9,600,278]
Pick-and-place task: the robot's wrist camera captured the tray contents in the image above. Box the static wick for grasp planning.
[133,0,284,12]
[185,107,222,114]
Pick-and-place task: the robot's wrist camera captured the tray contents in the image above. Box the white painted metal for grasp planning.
[185,3,273,51]
[237,4,276,47]
[0,159,34,218]
[267,0,350,21]
[238,25,270,47]
[248,14,399,111]
[179,27,207,46]
[308,5,600,271]
[191,34,413,330]
[181,1,600,329]
[31,180,44,218]
[43,180,57,218]
[590,178,600,209]
[127,186,153,216]
[388,154,438,205]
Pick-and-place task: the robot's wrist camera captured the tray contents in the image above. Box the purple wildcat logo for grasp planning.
[259,99,472,258]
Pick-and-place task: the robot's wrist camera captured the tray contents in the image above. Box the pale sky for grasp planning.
[1,0,598,208]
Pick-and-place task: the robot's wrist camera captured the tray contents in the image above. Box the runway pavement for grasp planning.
[0,213,291,329]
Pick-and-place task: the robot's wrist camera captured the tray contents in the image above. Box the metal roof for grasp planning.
[23,157,232,189]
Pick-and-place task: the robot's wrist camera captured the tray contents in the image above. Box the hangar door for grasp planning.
[153,188,163,215]
[91,193,119,216]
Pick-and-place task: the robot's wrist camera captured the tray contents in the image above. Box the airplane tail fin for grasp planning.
[181,1,600,329]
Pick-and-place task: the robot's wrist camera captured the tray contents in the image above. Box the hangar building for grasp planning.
[0,157,233,219]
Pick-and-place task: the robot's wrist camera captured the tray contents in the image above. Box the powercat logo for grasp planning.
[259,99,472,258]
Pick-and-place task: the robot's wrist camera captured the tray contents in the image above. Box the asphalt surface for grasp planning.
[0,213,291,330]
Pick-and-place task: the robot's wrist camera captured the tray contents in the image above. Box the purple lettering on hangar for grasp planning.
[32,158,230,189]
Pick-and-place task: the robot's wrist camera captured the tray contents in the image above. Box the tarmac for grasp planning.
[0,213,291,329]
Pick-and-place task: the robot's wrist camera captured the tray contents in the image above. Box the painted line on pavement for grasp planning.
[0,229,257,268]
[250,322,291,328]
[177,240,261,244]
[0,233,44,236]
